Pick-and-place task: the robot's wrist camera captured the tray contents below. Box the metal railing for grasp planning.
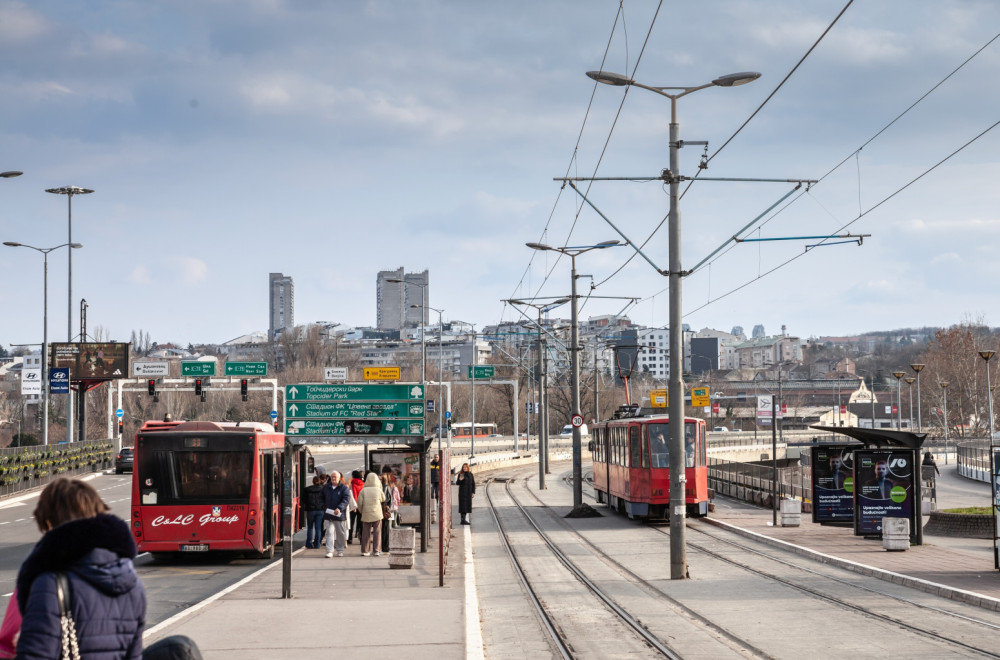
[0,440,115,499]
[707,457,812,505]
[957,439,992,483]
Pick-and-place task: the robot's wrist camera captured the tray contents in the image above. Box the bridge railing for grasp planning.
[0,440,116,500]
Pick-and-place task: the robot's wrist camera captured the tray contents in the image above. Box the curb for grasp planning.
[699,517,1000,613]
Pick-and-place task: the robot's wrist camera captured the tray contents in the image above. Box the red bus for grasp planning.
[130,419,307,559]
[591,413,709,519]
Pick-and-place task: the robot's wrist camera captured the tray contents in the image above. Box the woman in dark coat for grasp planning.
[15,478,146,660]
[456,463,476,525]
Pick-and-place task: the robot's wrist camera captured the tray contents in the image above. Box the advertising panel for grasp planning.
[853,449,915,536]
[49,342,130,380]
[369,449,424,525]
[811,446,855,523]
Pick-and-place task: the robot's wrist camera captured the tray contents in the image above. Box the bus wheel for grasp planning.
[259,543,275,560]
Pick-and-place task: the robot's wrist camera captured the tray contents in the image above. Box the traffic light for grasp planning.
[148,379,156,396]
[117,420,124,436]
[240,379,248,401]
[194,379,203,396]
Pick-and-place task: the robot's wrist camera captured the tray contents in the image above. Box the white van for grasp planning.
[559,424,589,436]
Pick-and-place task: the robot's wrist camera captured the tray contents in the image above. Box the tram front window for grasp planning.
[648,424,670,468]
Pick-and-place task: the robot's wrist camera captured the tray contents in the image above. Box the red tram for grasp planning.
[130,419,307,559]
[591,413,709,519]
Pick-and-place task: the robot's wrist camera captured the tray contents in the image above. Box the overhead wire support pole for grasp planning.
[563,181,665,273]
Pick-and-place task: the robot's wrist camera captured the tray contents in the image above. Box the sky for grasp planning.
[2,0,1000,350]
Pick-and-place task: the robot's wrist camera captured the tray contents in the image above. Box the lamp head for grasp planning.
[0,171,23,178]
[3,241,21,247]
[586,70,632,86]
[526,242,552,251]
[45,186,94,195]
[69,243,83,249]
[712,72,761,87]
[596,240,621,248]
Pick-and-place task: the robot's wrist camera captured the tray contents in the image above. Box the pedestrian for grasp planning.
[356,472,386,557]
[380,472,400,552]
[457,462,476,525]
[922,451,941,476]
[430,456,441,500]
[322,471,350,558]
[15,477,146,658]
[348,470,364,545]
[303,476,325,549]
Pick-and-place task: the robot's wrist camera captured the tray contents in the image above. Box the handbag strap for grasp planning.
[55,573,71,617]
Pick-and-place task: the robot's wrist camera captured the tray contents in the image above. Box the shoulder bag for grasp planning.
[55,573,81,660]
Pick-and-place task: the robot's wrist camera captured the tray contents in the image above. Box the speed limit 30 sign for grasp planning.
[571,414,584,428]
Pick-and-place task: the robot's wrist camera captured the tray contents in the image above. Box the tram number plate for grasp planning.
[180,544,209,552]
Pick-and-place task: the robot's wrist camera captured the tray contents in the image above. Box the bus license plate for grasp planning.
[180,544,209,552]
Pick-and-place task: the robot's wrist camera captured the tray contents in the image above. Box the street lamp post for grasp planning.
[527,241,621,514]
[588,68,760,578]
[940,381,950,463]
[4,241,83,446]
[910,363,925,433]
[410,303,444,453]
[46,185,93,445]
[980,351,996,441]
[892,371,906,429]
[904,377,915,430]
[508,297,570,490]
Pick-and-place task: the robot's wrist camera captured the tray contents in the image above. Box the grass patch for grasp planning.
[940,507,993,515]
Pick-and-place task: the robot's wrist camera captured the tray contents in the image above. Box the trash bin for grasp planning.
[882,517,909,551]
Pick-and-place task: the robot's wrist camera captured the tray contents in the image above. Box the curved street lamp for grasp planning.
[589,69,761,580]
[527,241,621,515]
[4,241,83,446]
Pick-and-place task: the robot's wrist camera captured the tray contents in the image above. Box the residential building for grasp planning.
[268,273,294,341]
[376,268,429,330]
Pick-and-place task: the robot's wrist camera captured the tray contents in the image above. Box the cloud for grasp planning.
[0,2,49,42]
[128,265,152,285]
[168,257,209,286]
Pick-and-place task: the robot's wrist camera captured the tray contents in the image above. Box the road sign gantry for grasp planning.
[284,382,425,437]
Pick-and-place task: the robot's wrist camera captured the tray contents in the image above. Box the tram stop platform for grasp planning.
[142,518,473,659]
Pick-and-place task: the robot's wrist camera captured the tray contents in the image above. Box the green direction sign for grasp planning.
[181,362,216,377]
[285,383,424,402]
[285,401,424,420]
[225,361,268,376]
[468,365,495,379]
[285,419,424,437]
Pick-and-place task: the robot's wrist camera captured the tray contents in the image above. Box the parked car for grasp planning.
[115,447,134,474]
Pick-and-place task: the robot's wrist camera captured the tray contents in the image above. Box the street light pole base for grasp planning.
[565,503,602,518]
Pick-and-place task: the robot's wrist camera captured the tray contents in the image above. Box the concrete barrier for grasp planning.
[923,511,994,539]
[388,526,415,569]
[780,498,801,527]
[882,517,910,551]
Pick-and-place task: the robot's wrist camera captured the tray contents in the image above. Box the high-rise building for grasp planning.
[268,272,294,340]
[376,268,429,330]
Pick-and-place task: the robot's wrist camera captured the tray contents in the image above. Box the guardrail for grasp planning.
[957,439,993,483]
[708,457,811,507]
[0,440,116,499]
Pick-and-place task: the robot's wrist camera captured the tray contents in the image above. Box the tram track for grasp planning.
[575,468,1000,657]
[485,477,687,659]
[485,475,771,659]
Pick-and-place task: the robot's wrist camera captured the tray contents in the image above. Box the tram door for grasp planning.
[261,453,276,548]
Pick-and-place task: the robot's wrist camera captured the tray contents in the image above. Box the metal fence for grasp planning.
[957,439,992,483]
[708,457,812,506]
[0,440,116,499]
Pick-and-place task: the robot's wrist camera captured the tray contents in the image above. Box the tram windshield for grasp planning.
[647,422,697,468]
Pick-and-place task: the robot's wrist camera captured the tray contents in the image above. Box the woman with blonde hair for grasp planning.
[15,477,146,658]
[355,472,386,557]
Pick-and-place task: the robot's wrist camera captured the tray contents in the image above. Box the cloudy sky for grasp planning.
[1,0,999,350]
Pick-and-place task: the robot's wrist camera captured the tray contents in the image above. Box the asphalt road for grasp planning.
[0,450,364,627]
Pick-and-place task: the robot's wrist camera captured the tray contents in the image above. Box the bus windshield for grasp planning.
[138,438,254,505]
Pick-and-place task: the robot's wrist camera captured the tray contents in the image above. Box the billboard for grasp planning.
[811,446,855,523]
[853,449,915,537]
[49,342,130,380]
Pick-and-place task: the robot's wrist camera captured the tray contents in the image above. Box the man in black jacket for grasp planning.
[303,476,325,549]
